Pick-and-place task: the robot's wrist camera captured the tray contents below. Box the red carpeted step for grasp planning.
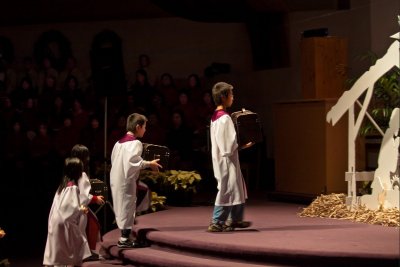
[101,243,285,267]
[82,258,138,267]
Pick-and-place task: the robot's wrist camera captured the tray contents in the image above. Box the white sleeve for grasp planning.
[58,186,81,223]
[215,116,238,157]
[123,141,147,180]
[78,172,93,206]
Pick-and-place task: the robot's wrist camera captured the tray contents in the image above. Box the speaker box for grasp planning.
[90,30,126,97]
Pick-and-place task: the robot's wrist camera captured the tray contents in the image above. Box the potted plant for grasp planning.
[164,170,202,193]
[139,169,202,206]
[359,61,399,174]
[149,191,167,212]
[350,15,400,136]
[139,169,168,192]
[163,170,202,206]
[354,58,400,137]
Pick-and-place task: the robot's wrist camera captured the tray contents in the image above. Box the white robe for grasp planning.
[210,112,247,206]
[43,184,91,266]
[110,137,148,230]
[78,172,93,207]
[78,172,92,234]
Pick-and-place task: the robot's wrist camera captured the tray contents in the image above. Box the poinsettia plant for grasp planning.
[150,191,167,212]
[139,169,202,193]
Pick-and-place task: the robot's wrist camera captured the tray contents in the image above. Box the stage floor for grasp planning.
[95,196,400,267]
[3,192,398,267]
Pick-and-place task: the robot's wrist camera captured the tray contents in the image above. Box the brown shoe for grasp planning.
[207,223,223,232]
[222,224,234,232]
[207,223,234,232]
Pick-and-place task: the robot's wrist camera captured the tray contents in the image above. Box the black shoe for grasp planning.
[117,239,143,248]
[83,251,100,262]
[226,220,252,229]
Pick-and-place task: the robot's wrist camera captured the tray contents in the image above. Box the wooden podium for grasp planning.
[271,36,349,198]
[273,99,348,197]
[301,36,348,99]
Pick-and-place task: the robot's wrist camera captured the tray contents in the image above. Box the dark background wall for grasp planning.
[0,0,398,157]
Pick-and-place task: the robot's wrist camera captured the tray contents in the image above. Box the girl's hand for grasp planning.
[79,205,89,214]
[0,228,5,238]
[96,195,105,205]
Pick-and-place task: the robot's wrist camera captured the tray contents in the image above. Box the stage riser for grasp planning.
[88,203,399,267]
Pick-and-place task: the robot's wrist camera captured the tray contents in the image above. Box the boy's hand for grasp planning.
[150,159,162,171]
[240,142,254,150]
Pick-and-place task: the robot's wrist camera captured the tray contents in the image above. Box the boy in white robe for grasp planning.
[43,157,91,267]
[110,113,161,248]
[207,82,251,232]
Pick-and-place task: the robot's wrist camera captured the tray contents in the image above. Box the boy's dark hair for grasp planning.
[211,82,233,106]
[126,113,147,133]
[57,157,83,194]
[71,144,90,173]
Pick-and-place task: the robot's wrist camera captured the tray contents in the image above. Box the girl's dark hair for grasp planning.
[126,113,147,133]
[71,144,90,173]
[211,82,233,105]
[57,157,83,194]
